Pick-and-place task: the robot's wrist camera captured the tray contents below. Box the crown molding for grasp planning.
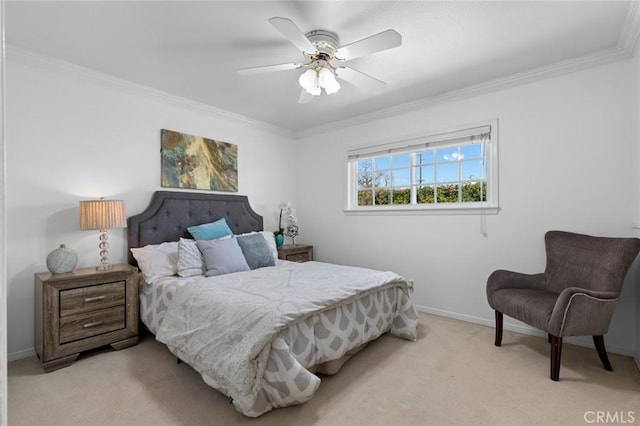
[7,46,295,139]
[620,0,640,56]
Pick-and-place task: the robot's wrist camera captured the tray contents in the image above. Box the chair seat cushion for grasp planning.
[489,288,558,331]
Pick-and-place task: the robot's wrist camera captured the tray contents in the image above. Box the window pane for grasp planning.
[357,159,372,172]
[461,160,483,182]
[436,162,458,183]
[392,188,411,204]
[417,185,435,204]
[357,172,374,189]
[416,151,433,164]
[437,184,459,203]
[375,188,390,205]
[393,154,410,168]
[461,144,482,159]
[357,189,373,205]
[392,168,411,186]
[374,156,391,170]
[416,165,434,184]
[461,181,487,202]
[377,171,391,187]
[437,147,458,162]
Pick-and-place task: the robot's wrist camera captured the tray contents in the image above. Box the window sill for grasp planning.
[344,205,500,216]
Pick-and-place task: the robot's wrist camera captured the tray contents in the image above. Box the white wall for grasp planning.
[5,50,299,358]
[298,59,638,355]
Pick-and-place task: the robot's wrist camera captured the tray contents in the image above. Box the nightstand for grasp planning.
[277,244,313,262]
[34,264,139,372]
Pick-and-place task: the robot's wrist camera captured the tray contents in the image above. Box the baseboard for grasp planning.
[8,347,35,362]
[413,304,635,357]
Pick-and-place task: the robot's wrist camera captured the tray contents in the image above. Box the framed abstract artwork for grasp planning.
[160,129,238,192]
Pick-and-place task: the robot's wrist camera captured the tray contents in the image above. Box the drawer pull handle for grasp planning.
[84,295,106,303]
[83,321,104,328]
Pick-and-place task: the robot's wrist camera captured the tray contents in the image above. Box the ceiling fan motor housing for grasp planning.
[306,29,340,56]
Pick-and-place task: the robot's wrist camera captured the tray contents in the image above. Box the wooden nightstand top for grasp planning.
[35,264,137,282]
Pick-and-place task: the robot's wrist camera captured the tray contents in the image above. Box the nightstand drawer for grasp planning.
[60,281,125,317]
[59,306,125,344]
[278,244,313,263]
[285,253,310,262]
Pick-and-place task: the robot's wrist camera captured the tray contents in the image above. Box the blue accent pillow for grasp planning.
[236,233,275,270]
[187,218,233,241]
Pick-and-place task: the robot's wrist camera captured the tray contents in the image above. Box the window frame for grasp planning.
[345,120,499,215]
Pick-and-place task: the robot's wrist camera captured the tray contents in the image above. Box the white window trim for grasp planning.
[344,119,499,215]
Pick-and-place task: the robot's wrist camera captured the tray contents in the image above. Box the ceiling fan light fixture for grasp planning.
[318,67,340,94]
[298,67,340,96]
[298,69,321,95]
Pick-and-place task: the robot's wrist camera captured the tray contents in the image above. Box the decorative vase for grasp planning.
[275,233,284,247]
[46,244,78,274]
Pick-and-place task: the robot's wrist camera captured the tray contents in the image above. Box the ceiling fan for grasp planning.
[238,17,402,104]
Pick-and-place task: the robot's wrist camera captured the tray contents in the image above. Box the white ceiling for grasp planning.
[5,1,639,133]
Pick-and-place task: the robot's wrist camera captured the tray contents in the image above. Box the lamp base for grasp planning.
[95,264,113,271]
[97,229,112,271]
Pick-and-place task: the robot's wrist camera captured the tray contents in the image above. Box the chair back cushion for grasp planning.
[544,231,640,294]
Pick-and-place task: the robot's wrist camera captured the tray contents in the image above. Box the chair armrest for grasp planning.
[548,287,620,337]
[486,270,546,295]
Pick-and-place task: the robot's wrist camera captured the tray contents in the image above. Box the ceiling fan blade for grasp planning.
[298,89,314,104]
[269,17,319,54]
[335,29,401,61]
[237,62,303,75]
[335,66,387,92]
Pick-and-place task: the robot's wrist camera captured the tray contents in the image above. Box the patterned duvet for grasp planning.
[140,261,418,417]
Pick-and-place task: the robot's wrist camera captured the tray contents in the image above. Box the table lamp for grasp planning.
[79,198,126,270]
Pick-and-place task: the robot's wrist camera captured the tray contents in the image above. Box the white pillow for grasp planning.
[130,241,179,284]
[177,238,205,277]
[260,231,279,261]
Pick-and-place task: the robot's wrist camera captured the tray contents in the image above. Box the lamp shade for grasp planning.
[79,199,126,230]
[299,69,321,95]
[319,68,340,94]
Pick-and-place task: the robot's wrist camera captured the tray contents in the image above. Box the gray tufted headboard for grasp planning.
[127,191,264,266]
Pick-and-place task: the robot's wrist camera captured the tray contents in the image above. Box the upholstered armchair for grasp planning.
[486,230,640,381]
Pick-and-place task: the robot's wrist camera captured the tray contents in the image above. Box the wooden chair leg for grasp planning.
[494,310,503,347]
[550,335,562,381]
[593,335,613,371]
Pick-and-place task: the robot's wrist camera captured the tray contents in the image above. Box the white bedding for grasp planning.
[142,261,418,417]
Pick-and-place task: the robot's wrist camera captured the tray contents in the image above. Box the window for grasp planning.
[346,121,498,214]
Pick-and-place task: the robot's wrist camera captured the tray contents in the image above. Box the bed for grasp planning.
[127,190,419,417]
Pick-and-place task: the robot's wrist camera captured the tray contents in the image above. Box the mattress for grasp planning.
[140,261,418,417]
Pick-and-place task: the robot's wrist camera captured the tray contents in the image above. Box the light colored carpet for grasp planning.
[8,313,640,425]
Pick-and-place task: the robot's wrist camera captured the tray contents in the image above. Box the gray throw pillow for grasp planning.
[196,238,250,277]
[236,233,276,270]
